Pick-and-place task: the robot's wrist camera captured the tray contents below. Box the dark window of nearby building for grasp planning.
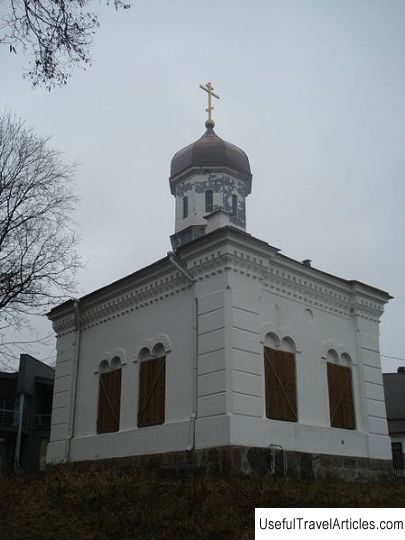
[205,190,213,213]
[138,356,166,428]
[264,346,297,422]
[97,368,121,434]
[39,438,48,471]
[232,194,237,217]
[183,196,188,219]
[327,362,355,430]
[392,442,404,471]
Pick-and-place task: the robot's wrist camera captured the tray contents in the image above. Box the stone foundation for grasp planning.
[62,446,394,482]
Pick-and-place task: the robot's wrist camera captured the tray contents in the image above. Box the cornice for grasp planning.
[262,261,353,318]
[186,242,387,322]
[350,298,385,322]
[188,249,267,283]
[52,229,389,335]
[52,270,193,337]
[53,313,76,338]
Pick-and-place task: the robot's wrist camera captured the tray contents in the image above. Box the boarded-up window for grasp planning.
[138,356,166,428]
[327,362,355,430]
[97,369,121,434]
[264,347,297,422]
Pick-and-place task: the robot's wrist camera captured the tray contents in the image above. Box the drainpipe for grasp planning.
[167,251,195,283]
[192,297,199,450]
[14,392,25,472]
[167,251,197,451]
[66,299,81,461]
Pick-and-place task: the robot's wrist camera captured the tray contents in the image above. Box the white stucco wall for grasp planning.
[71,290,194,461]
[188,231,391,460]
[47,265,197,463]
[223,278,389,459]
[47,227,391,464]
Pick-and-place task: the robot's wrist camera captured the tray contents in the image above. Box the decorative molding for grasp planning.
[134,339,153,361]
[187,246,362,320]
[53,271,193,336]
[263,266,352,319]
[53,313,76,337]
[351,299,385,323]
[95,352,126,374]
[52,234,387,337]
[321,340,339,360]
[134,335,172,362]
[151,334,172,355]
[260,322,281,345]
[280,326,303,353]
[103,352,113,363]
[189,249,267,283]
[110,347,128,364]
[259,322,302,353]
[321,340,356,366]
[188,245,386,323]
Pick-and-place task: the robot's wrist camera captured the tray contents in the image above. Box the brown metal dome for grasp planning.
[170,126,251,182]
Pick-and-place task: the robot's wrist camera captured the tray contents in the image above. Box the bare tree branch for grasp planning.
[1,0,130,89]
[0,111,81,365]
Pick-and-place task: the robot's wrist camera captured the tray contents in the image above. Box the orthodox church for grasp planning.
[46,84,392,479]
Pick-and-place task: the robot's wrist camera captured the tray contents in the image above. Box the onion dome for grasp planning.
[169,120,252,192]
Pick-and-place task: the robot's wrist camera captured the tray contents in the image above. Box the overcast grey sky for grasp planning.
[1,0,404,372]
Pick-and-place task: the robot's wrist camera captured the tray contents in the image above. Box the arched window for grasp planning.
[97,358,122,434]
[326,351,355,430]
[138,346,166,428]
[205,190,213,213]
[183,196,188,219]
[264,337,297,422]
[232,194,238,217]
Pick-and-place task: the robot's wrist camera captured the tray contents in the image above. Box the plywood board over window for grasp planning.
[264,346,297,422]
[327,362,355,430]
[138,356,166,428]
[97,369,121,434]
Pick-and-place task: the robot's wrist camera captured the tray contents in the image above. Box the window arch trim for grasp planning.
[134,334,172,363]
[260,323,303,353]
[95,348,127,373]
[321,340,356,365]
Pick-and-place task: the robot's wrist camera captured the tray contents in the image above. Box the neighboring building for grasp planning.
[46,87,393,479]
[0,354,54,473]
[383,367,405,475]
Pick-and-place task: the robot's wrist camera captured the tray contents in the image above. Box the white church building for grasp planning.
[46,85,393,480]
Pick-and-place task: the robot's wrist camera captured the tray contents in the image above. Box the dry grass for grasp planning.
[0,464,404,539]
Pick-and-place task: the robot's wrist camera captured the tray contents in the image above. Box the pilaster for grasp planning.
[351,291,391,460]
[46,331,76,463]
[194,272,232,448]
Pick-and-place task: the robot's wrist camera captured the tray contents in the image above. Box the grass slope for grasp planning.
[0,465,404,539]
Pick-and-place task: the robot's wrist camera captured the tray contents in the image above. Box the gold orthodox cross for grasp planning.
[199,82,220,125]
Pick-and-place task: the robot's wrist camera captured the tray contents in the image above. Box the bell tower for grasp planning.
[169,83,252,250]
